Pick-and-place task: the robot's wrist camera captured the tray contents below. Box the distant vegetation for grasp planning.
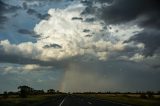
[0,85,66,106]
[0,85,160,106]
[0,85,65,99]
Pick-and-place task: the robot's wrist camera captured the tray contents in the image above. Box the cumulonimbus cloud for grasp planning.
[34,2,143,61]
[0,0,160,92]
[0,1,143,64]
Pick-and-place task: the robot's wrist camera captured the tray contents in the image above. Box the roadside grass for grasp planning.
[78,94,160,106]
[0,94,64,106]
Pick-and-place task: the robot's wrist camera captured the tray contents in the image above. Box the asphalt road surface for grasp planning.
[39,95,135,106]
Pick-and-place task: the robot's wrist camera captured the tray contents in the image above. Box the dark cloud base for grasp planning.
[82,0,160,57]
[128,30,160,56]
[0,0,20,28]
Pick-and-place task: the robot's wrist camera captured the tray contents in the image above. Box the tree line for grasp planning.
[1,85,65,98]
[1,85,160,99]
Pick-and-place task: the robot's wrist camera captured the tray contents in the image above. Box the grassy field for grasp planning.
[0,94,65,106]
[77,93,160,106]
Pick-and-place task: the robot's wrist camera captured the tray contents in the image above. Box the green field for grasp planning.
[77,94,160,106]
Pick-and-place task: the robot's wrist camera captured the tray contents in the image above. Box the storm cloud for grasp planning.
[27,9,50,19]
[128,29,160,56]
[91,0,160,28]
[0,0,160,92]
[0,0,20,28]
[82,0,160,59]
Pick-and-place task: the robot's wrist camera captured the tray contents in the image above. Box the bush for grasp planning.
[147,91,154,98]
[3,91,8,99]
[19,90,27,98]
[140,93,147,99]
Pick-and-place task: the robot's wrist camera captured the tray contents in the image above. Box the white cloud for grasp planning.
[0,40,43,60]
[33,2,143,61]
[23,64,40,71]
[108,24,143,41]
[0,1,143,62]
[1,64,52,74]
[136,43,145,49]
[118,53,145,62]
[129,53,144,62]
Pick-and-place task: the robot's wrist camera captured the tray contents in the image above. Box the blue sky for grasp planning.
[0,0,160,93]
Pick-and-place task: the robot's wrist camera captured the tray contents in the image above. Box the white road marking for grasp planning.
[88,102,92,105]
[59,98,65,106]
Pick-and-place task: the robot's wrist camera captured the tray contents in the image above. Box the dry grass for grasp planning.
[0,94,63,106]
[78,94,160,106]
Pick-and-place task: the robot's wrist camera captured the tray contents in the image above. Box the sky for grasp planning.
[0,0,160,93]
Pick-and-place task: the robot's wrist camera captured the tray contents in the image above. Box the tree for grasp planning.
[18,85,33,98]
[147,91,154,98]
[47,89,55,94]
[140,93,147,99]
[3,91,8,99]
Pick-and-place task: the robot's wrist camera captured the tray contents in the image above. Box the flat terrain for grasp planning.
[0,94,160,106]
[78,94,160,106]
[0,94,65,106]
[53,95,134,106]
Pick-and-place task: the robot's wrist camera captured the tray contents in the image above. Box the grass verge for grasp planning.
[0,94,64,106]
[77,94,160,106]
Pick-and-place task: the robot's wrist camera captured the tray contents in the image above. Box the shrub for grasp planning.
[140,93,147,99]
[146,91,154,98]
[3,91,8,99]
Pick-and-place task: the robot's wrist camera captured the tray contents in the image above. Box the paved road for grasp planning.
[40,95,134,106]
